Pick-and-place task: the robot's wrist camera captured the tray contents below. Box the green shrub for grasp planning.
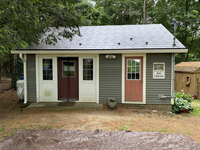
[172,91,193,114]
[175,91,193,102]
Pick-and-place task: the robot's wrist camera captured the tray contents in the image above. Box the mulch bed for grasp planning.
[0,129,199,150]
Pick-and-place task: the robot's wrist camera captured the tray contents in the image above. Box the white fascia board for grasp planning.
[11,49,188,54]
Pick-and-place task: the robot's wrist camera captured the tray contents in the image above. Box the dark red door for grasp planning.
[58,57,78,100]
[125,57,143,101]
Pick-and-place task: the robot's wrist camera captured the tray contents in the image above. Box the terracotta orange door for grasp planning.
[58,57,78,100]
[125,57,143,101]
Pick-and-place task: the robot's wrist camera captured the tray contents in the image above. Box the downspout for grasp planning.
[172,53,175,104]
[19,53,27,104]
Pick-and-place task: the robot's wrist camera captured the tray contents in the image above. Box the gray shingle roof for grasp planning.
[24,24,185,50]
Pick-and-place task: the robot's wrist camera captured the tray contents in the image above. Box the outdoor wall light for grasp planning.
[105,54,116,59]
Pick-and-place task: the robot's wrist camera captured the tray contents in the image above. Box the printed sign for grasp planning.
[153,63,165,79]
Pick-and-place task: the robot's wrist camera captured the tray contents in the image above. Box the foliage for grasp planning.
[172,98,192,114]
[172,92,193,114]
[174,91,194,102]
[0,0,85,83]
[191,99,200,116]
[75,0,104,26]
[191,107,200,116]
[94,0,155,25]
[118,125,129,131]
[0,0,83,53]
[148,0,200,62]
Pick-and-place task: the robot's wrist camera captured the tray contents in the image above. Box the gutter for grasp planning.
[19,53,27,104]
[11,49,188,54]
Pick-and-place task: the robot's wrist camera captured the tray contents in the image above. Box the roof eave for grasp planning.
[12,48,188,54]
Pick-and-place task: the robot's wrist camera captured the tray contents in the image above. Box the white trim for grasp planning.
[96,54,99,103]
[42,58,54,81]
[171,54,174,105]
[78,56,81,102]
[37,56,57,102]
[36,55,39,102]
[82,58,95,82]
[12,49,188,54]
[24,54,27,104]
[78,55,98,102]
[122,54,146,104]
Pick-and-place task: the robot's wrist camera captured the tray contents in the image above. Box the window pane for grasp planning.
[136,73,140,79]
[135,59,140,67]
[132,66,136,73]
[63,61,75,77]
[69,71,74,76]
[43,59,53,80]
[128,67,131,73]
[128,60,131,67]
[136,67,140,73]
[132,60,135,67]
[83,59,93,80]
[132,73,136,79]
[128,73,132,79]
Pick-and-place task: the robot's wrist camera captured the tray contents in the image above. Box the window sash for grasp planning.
[127,59,141,80]
[62,61,75,77]
[43,59,53,80]
[83,59,93,80]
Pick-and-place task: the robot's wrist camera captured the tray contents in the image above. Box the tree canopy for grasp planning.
[0,0,83,53]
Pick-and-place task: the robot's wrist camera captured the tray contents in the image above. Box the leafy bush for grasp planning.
[175,91,194,102]
[172,91,193,114]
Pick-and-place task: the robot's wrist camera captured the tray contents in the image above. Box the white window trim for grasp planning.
[126,58,141,81]
[42,58,54,82]
[82,57,95,82]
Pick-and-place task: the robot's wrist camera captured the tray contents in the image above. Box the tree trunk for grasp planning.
[182,0,190,61]
[143,0,146,24]
[11,54,17,89]
[0,55,2,83]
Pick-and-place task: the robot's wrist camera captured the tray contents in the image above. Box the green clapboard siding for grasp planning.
[146,53,172,104]
[27,54,36,101]
[99,54,122,103]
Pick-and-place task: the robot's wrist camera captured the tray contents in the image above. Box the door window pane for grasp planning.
[83,59,93,80]
[63,61,75,77]
[127,59,140,80]
[43,59,53,80]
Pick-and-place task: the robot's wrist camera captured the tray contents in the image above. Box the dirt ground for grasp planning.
[0,78,200,144]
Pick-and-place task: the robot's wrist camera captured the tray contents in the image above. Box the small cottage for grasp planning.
[12,24,187,109]
[175,62,200,98]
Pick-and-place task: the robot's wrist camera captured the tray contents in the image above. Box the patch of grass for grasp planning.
[117,125,129,131]
[0,128,4,132]
[156,128,169,133]
[191,107,200,116]
[0,125,6,132]
[194,99,200,103]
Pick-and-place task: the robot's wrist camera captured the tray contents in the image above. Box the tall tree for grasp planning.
[94,0,154,25]
[0,0,83,85]
[149,0,200,62]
